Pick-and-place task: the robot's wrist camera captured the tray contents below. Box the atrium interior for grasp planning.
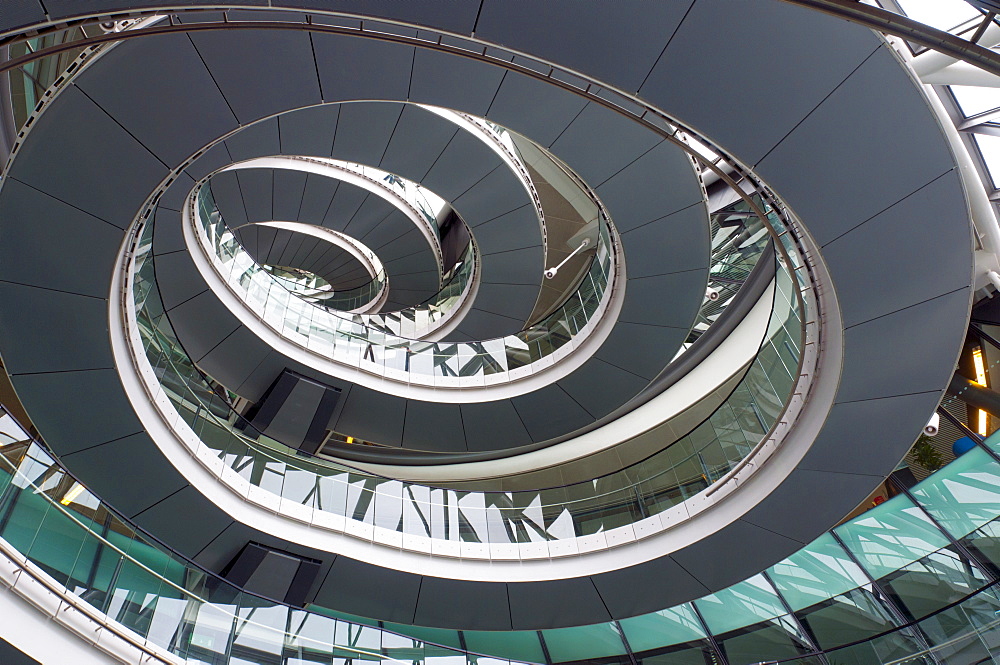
[4,1,1000,664]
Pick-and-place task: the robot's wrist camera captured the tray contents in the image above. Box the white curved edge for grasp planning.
[344,279,777,482]
[111,208,839,581]
[182,170,629,403]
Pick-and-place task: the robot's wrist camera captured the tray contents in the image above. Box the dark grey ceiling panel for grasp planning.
[618,270,708,329]
[447,308,522,341]
[414,577,510,630]
[798,394,943,477]
[236,170,275,223]
[640,0,880,167]
[379,105,460,181]
[0,0,45,32]
[10,86,166,227]
[155,251,208,311]
[166,291,241,363]
[511,385,592,443]
[314,556,421,626]
[323,179,369,230]
[210,170,250,227]
[837,289,971,404]
[477,0,691,93]
[11,369,143,455]
[289,1,480,34]
[597,143,705,233]
[409,47,506,116]
[622,204,711,278]
[265,227,293,262]
[0,179,123,298]
[377,229,430,261]
[331,102,404,166]
[152,206,186,256]
[592,556,710,620]
[158,172,196,213]
[312,33,414,103]
[62,433,188,518]
[226,118,280,163]
[189,29,321,124]
[0,284,111,375]
[355,208,407,248]
[298,175,339,223]
[756,47,954,246]
[76,33,238,167]
[340,195,395,239]
[549,103,660,185]
[740,469,885,546]
[334,385,406,446]
[402,401,467,452]
[421,132,504,205]
[130,486,236,559]
[278,105,339,157]
[507,578,611,630]
[595,322,677,381]
[557,358,649,420]
[471,283,537,322]
[480,246,544,287]
[184,142,234,182]
[198,326,276,396]
[453,167,532,228]
[461,400,533,452]
[821,171,972,328]
[486,73,588,148]
[472,206,541,254]
[671,519,803,593]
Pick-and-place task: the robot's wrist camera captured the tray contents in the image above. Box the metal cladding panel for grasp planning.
[226,118,280,163]
[75,33,238,167]
[61,433,188,518]
[479,245,543,287]
[473,206,541,253]
[11,369,143,455]
[549,103,661,185]
[341,195,395,240]
[820,171,973,328]
[184,142,234,182]
[298,175,340,223]
[322,179,368,230]
[486,71,588,148]
[798,393,945,477]
[557,358,649,420]
[507,578,611,631]
[235,170,274,223]
[334,385,406,447]
[158,172,196,213]
[511,384,593,443]
[420,131,504,205]
[9,86,166,227]
[453,167,532,227]
[380,105,460,181]
[314,557,422,625]
[265,228,293,263]
[446,308,523,342]
[152,206,186,255]
[39,0,265,24]
[460,400,533,452]
[0,179,123,298]
[356,209,411,250]
[209,170,250,227]
[597,142,705,232]
[189,29,321,125]
[155,251,208,311]
[622,204,712,278]
[414,578,511,630]
[595,321,678,381]
[409,47,505,116]
[165,290,241,363]
[756,46,955,245]
[0,0,44,33]
[640,0,881,167]
[740,469,889,546]
[288,0,480,34]
[312,33,414,103]
[0,284,112,375]
[197,326,276,395]
[837,289,971,404]
[278,105,339,157]
[619,270,709,329]
[129,486,237,560]
[471,283,537,323]
[670,519,804,594]
[402,401,467,452]
[476,0,691,93]
[330,102,404,166]
[591,556,710,620]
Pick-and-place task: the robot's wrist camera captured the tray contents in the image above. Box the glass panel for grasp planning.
[769,533,871,611]
[695,574,788,635]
